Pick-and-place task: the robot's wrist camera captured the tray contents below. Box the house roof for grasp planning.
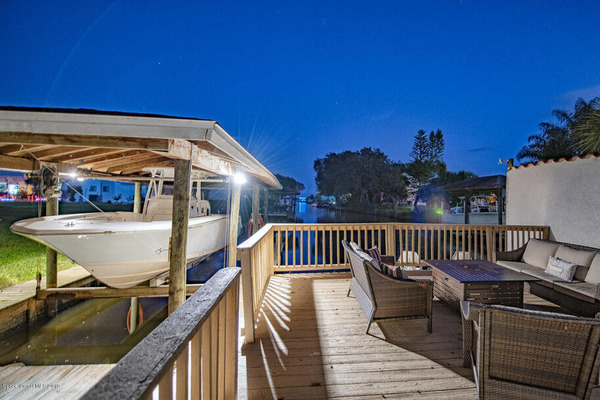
[432,174,506,194]
[0,107,281,189]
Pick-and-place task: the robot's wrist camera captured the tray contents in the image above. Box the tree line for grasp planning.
[313,129,475,209]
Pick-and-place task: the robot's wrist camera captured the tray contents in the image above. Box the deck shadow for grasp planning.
[239,274,328,400]
[373,300,474,380]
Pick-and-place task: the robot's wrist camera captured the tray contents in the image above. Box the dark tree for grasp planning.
[517,97,600,163]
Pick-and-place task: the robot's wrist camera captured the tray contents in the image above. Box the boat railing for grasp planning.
[238,222,549,343]
[81,267,240,400]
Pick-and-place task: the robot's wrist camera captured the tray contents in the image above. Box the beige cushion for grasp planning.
[495,260,527,272]
[555,245,597,281]
[585,254,600,284]
[522,239,560,269]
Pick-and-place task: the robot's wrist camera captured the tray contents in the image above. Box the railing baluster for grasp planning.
[158,368,173,400]
[175,343,188,400]
[190,330,201,399]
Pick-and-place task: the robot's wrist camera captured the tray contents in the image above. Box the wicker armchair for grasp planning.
[342,240,433,334]
[461,301,600,399]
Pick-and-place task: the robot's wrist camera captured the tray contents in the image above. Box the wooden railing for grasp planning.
[237,224,274,344]
[271,223,549,270]
[82,267,240,400]
[239,222,549,342]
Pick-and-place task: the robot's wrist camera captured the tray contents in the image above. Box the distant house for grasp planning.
[62,179,140,203]
[0,172,34,200]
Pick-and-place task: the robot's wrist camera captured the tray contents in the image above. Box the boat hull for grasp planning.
[11,212,228,288]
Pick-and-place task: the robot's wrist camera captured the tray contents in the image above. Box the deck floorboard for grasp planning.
[237,272,569,399]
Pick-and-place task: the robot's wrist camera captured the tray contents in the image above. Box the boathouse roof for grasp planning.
[0,107,281,188]
[432,174,506,194]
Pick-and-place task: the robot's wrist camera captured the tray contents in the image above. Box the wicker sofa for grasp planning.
[461,300,600,399]
[494,239,600,317]
[341,240,433,333]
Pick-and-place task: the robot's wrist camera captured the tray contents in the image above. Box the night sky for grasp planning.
[1,1,599,195]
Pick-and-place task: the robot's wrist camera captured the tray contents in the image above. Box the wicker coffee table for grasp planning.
[425,260,538,310]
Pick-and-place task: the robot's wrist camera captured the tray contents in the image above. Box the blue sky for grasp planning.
[1,1,599,195]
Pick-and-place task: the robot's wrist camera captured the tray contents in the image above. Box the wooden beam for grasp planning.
[227,181,242,268]
[0,131,170,151]
[37,284,204,300]
[169,158,192,315]
[168,139,235,178]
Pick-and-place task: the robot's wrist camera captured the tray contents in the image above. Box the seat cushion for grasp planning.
[496,260,528,272]
[522,239,560,269]
[585,254,600,284]
[525,268,565,286]
[555,245,597,281]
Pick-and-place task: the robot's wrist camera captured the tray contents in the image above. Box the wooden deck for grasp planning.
[0,364,113,399]
[0,271,574,399]
[237,272,568,400]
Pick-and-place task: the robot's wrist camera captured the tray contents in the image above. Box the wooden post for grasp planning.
[133,182,142,214]
[262,188,269,224]
[168,159,192,315]
[251,184,260,235]
[46,195,59,288]
[227,181,242,268]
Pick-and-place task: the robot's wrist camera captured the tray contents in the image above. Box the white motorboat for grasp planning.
[10,178,228,288]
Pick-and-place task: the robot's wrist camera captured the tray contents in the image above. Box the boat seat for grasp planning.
[144,198,173,222]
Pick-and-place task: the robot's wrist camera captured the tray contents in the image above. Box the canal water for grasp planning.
[0,251,226,366]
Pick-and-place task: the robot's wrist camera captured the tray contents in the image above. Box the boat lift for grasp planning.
[0,108,281,320]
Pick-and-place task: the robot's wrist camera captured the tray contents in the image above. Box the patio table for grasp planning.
[424,260,538,310]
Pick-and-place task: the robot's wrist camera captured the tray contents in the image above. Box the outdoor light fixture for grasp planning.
[69,171,78,178]
[233,172,247,185]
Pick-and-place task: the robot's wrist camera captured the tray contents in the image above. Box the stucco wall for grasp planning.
[506,155,600,248]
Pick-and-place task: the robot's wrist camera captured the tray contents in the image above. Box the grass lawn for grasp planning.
[0,202,131,289]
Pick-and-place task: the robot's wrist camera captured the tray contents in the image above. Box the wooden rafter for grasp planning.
[80,150,149,170]
[119,158,173,175]
[5,144,56,157]
[0,131,169,151]
[105,153,164,173]
[49,147,124,163]
[27,146,84,159]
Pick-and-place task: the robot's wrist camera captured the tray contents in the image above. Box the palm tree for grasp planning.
[517,97,600,163]
[572,97,600,155]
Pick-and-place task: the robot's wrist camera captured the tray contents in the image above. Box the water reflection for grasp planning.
[284,201,410,224]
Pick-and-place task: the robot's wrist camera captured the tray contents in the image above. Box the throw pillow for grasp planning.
[367,246,382,262]
[545,256,577,281]
[379,261,408,279]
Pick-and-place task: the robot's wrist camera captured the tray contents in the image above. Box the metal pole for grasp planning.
[133,182,142,214]
[45,195,59,288]
[251,184,260,235]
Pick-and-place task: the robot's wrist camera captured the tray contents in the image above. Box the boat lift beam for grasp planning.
[36,284,204,300]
